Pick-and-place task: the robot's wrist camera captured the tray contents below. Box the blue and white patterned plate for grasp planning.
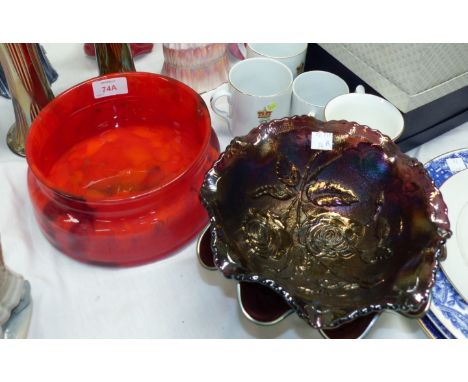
[420,313,449,339]
[424,148,468,339]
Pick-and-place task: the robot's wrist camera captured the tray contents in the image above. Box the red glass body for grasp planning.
[26,72,219,266]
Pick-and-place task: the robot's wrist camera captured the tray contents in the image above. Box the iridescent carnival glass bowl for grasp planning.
[200,116,451,329]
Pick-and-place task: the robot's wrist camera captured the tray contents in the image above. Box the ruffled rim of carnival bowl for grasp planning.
[200,115,452,329]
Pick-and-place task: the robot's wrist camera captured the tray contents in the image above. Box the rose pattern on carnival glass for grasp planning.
[200,116,451,329]
[241,147,395,299]
[297,213,363,261]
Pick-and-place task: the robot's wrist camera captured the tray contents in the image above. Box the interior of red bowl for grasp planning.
[26,72,211,201]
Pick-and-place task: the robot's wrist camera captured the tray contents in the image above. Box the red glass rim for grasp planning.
[25,71,212,205]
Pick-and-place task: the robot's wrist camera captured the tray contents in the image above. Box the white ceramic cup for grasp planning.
[291,70,350,120]
[246,43,308,79]
[324,92,404,140]
[210,57,293,137]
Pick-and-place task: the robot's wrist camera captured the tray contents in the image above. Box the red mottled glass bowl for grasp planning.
[26,72,219,266]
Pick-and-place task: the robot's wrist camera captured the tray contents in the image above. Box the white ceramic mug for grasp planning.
[291,70,350,120]
[210,57,293,137]
[246,43,308,78]
[324,92,404,140]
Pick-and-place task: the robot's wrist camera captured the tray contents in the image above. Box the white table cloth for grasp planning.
[1,43,463,338]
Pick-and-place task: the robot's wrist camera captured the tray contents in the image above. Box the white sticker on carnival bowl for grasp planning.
[311,131,333,150]
[92,77,128,99]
